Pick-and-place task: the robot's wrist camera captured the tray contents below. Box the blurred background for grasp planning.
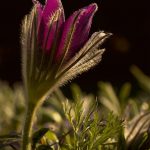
[0,0,149,92]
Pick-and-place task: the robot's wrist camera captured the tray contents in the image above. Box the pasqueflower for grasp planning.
[21,0,111,149]
[22,0,111,101]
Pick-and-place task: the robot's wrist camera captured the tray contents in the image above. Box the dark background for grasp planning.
[0,0,149,91]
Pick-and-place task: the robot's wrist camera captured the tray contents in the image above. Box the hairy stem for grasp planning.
[22,103,37,150]
[22,81,56,150]
[22,90,50,150]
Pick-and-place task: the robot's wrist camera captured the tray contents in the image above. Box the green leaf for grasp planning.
[44,130,58,143]
[98,82,121,116]
[32,128,49,149]
[119,82,131,102]
[71,84,82,101]
[117,128,127,150]
[130,65,150,93]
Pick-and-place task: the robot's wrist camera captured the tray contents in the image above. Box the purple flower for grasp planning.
[35,0,98,62]
[21,0,111,100]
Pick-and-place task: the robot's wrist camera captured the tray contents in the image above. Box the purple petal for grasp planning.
[44,9,64,53]
[34,1,43,30]
[38,0,65,51]
[55,3,98,61]
[42,0,64,23]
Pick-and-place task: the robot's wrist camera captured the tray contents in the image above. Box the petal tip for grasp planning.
[88,3,98,13]
[32,0,40,5]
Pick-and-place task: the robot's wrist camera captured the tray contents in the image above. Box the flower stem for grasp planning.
[22,103,37,150]
[22,85,54,150]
